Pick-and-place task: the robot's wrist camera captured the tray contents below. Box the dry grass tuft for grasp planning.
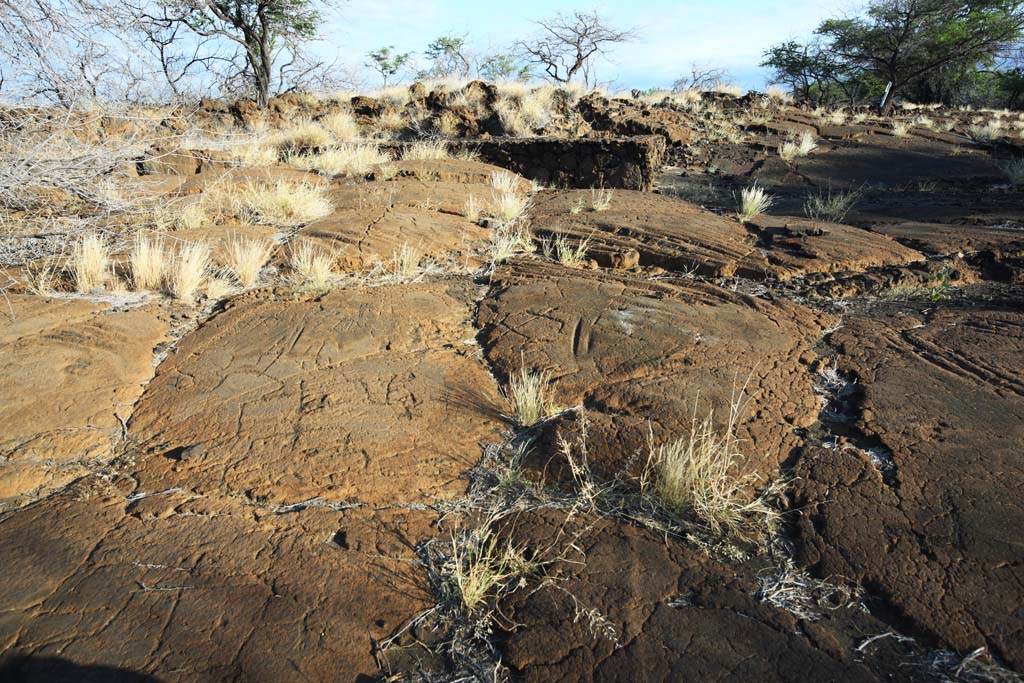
[387,242,422,279]
[803,187,860,223]
[443,515,538,614]
[319,111,361,141]
[737,184,773,221]
[235,180,332,227]
[645,396,784,543]
[463,195,482,223]
[175,200,211,230]
[590,188,613,212]
[223,236,273,287]
[968,120,1004,143]
[286,143,389,177]
[543,231,592,268]
[765,86,792,103]
[289,240,336,288]
[402,140,451,161]
[130,234,168,291]
[205,275,240,301]
[274,122,333,157]
[169,242,210,303]
[506,367,559,427]
[488,171,530,224]
[487,220,534,264]
[72,233,110,292]
[714,84,743,97]
[892,121,912,137]
[779,131,817,161]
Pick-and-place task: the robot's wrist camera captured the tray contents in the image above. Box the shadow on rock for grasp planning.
[0,655,165,683]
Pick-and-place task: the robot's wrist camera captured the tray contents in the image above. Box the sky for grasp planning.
[320,0,855,91]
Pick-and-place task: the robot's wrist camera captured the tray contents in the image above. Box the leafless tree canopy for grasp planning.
[0,0,352,107]
[514,10,636,87]
[672,63,732,92]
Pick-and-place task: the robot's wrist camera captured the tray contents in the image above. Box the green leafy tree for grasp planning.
[421,34,471,79]
[479,52,532,81]
[817,0,1024,110]
[762,39,882,106]
[366,45,411,86]
[147,0,326,108]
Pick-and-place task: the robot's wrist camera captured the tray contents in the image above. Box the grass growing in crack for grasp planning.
[542,231,592,268]
[288,240,336,288]
[506,367,560,427]
[377,510,554,681]
[130,234,167,291]
[169,242,210,304]
[644,396,785,544]
[444,516,539,613]
[756,561,864,621]
[803,187,861,223]
[223,236,273,288]
[590,188,613,211]
[72,232,110,292]
[737,184,773,222]
[463,195,482,223]
[486,218,533,265]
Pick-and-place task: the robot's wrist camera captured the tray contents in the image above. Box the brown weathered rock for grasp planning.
[476,260,824,477]
[0,478,432,682]
[128,283,505,506]
[300,165,504,271]
[793,309,1024,668]
[379,158,532,191]
[462,136,666,191]
[498,511,886,683]
[532,192,923,279]
[577,94,692,145]
[0,296,167,507]
[744,214,924,275]
[531,190,764,276]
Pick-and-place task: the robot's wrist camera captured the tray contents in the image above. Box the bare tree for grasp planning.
[672,63,732,92]
[0,0,138,104]
[514,10,636,87]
